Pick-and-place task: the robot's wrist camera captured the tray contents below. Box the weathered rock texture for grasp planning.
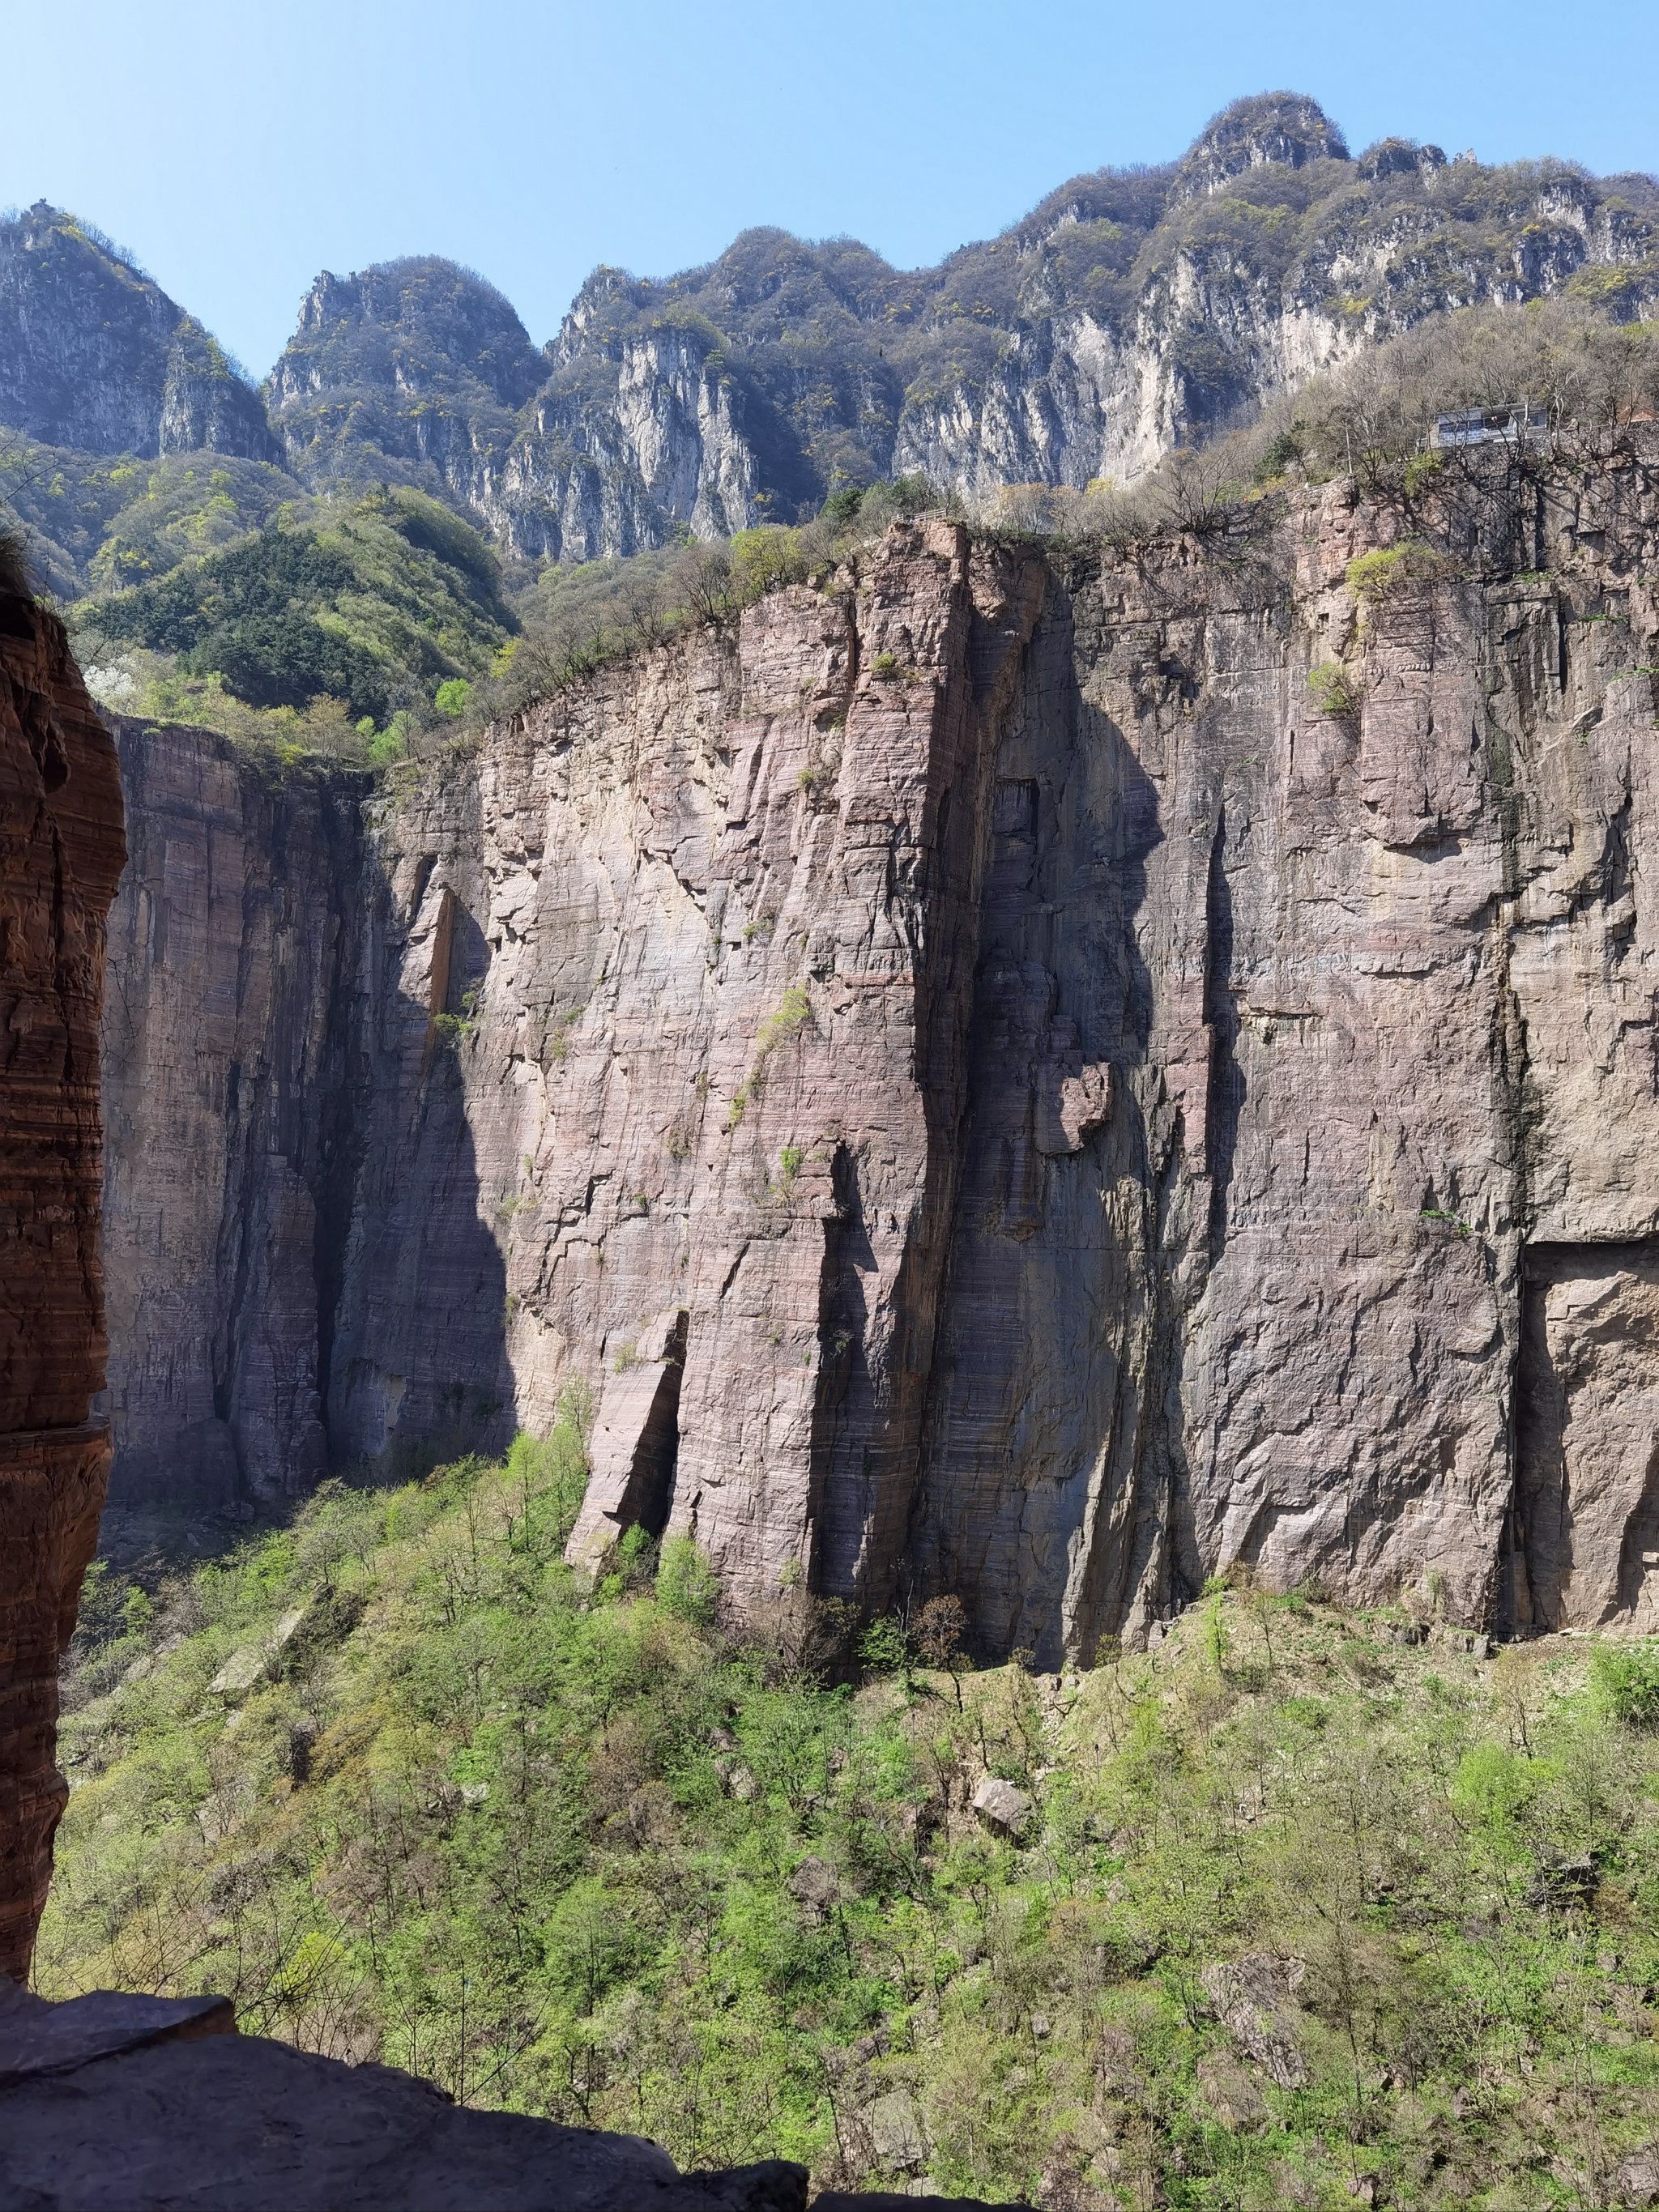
[100,721,368,1512]
[0,1982,1023,2210]
[0,582,124,1977]
[0,1984,804,2210]
[102,448,1659,1659]
[0,205,275,463]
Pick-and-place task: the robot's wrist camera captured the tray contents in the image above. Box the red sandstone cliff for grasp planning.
[0,572,124,1979]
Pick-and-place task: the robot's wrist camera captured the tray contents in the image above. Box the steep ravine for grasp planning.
[100,463,1659,1661]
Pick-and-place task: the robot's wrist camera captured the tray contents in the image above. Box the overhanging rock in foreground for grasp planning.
[0,1984,1026,2211]
[0,576,123,1980]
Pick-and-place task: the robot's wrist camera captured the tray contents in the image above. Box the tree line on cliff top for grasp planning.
[41,1404,1659,2209]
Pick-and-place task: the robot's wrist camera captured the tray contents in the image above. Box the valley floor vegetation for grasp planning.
[40,1417,1659,2209]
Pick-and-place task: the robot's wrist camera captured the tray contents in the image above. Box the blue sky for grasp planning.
[11,0,1657,378]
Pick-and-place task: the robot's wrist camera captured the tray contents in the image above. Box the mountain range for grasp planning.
[5,91,1659,597]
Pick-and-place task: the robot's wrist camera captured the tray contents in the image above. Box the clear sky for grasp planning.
[9,0,1657,378]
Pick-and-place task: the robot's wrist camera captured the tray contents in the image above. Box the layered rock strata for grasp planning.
[102,454,1659,1658]
[0,583,124,1978]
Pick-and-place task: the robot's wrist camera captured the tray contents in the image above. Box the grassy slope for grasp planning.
[41,1432,1659,2210]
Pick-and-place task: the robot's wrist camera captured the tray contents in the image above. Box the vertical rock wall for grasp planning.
[100,726,369,1512]
[97,458,1659,1660]
[0,582,123,1980]
[328,524,1047,1604]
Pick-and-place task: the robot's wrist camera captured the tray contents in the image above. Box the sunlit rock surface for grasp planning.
[100,454,1659,1659]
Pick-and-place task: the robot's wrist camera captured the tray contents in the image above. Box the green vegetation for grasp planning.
[72,486,513,760]
[0,445,297,604]
[1345,541,1456,604]
[724,987,812,1130]
[1306,663,1357,718]
[42,1436,1659,2206]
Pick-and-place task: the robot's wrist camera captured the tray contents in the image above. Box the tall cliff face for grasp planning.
[0,578,124,1979]
[100,723,369,1512]
[102,452,1659,1657]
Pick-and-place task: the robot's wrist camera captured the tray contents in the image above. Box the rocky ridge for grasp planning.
[99,443,1659,1657]
[262,94,1659,561]
[8,97,1659,593]
[0,205,276,464]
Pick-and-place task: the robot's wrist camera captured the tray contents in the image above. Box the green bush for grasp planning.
[727,526,807,602]
[655,1533,720,1626]
[858,1616,910,1676]
[1346,539,1455,603]
[1306,660,1357,716]
[433,677,472,718]
[1594,1638,1659,1727]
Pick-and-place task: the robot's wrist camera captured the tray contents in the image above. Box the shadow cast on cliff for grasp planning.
[96,727,515,1544]
[324,878,515,1486]
[904,584,1208,1664]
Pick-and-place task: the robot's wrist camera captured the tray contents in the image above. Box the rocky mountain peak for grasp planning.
[264,254,545,501]
[1175,91,1350,198]
[0,204,275,462]
[269,256,544,415]
[1356,135,1448,182]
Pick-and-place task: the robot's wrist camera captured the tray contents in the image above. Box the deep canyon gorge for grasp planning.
[9,83,1659,2206]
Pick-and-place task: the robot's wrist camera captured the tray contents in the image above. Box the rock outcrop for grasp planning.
[0,572,124,1977]
[100,448,1659,1657]
[0,205,276,463]
[0,1981,1025,2210]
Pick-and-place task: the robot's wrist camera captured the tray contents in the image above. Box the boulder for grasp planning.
[970,1778,1032,1835]
[1200,1954,1307,2090]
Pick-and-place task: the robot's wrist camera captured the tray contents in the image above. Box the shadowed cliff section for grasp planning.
[100,719,511,1521]
[0,555,124,1979]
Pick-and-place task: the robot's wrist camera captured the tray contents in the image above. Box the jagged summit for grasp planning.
[0,202,275,462]
[266,255,545,501]
[1357,134,1448,181]
[271,257,544,411]
[5,104,1659,586]
[1175,91,1351,198]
